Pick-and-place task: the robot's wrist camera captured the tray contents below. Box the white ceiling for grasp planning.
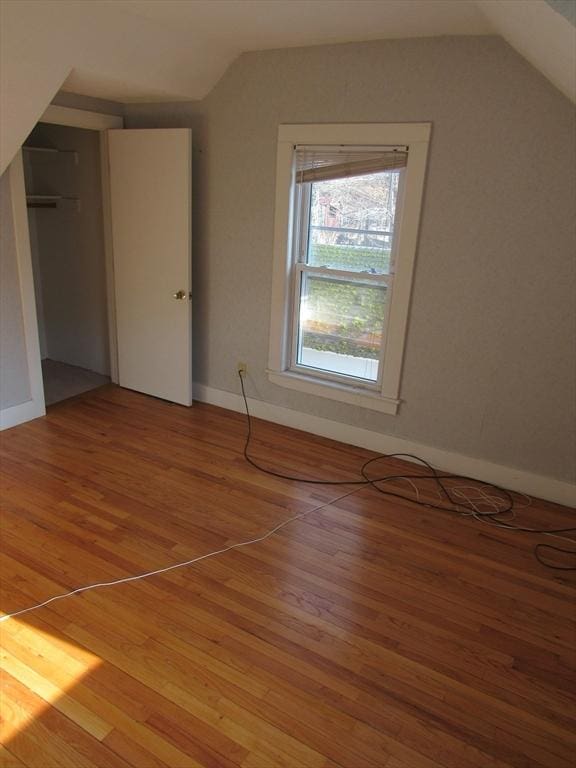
[2,0,574,104]
[5,0,497,104]
[1,0,574,174]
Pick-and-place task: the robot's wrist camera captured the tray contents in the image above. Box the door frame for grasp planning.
[0,152,46,429]
[14,105,123,423]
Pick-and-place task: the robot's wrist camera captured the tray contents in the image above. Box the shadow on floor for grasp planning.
[42,359,110,406]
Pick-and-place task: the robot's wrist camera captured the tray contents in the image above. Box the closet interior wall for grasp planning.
[24,123,110,378]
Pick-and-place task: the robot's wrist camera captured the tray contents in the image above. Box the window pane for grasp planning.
[306,171,399,275]
[297,272,387,382]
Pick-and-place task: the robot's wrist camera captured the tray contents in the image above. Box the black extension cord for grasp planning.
[238,372,576,571]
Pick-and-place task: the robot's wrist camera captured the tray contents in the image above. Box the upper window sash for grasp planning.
[293,160,403,277]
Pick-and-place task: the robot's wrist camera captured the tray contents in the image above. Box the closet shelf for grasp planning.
[23,146,79,164]
[26,195,80,210]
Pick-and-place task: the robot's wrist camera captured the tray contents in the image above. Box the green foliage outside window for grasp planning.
[308,243,391,273]
[301,244,390,360]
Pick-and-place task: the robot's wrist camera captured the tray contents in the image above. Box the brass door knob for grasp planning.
[173,290,187,300]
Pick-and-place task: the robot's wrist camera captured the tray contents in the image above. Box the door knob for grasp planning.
[173,290,187,300]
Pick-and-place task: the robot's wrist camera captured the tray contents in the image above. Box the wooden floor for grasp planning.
[0,385,574,768]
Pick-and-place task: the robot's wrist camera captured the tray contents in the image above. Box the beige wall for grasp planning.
[126,35,576,483]
[0,169,31,409]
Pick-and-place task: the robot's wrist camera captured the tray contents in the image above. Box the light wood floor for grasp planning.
[0,385,574,768]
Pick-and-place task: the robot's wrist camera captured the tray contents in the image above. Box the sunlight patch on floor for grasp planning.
[0,617,105,744]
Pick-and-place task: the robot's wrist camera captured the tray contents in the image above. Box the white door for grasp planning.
[108,129,192,406]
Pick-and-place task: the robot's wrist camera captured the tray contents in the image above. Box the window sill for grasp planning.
[267,370,400,415]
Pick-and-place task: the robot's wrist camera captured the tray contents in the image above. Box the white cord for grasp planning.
[450,485,513,517]
[395,476,422,502]
[0,487,362,624]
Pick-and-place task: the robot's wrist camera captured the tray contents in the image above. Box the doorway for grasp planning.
[23,122,111,405]
[5,107,192,430]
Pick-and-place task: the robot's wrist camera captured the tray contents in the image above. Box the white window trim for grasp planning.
[267,123,431,415]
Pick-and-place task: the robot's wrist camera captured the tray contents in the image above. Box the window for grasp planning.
[268,124,430,415]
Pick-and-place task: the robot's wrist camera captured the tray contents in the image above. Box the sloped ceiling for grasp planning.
[1,0,574,175]
[478,0,576,104]
[545,0,576,25]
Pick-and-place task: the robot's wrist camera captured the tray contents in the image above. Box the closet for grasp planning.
[23,123,110,405]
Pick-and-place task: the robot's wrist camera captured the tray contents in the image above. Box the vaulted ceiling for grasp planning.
[1,0,574,174]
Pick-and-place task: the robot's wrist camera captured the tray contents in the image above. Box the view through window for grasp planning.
[294,161,401,384]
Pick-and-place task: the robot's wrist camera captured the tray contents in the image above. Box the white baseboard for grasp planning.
[0,398,45,431]
[193,383,576,508]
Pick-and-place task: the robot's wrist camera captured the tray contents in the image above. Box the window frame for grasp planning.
[267,123,431,415]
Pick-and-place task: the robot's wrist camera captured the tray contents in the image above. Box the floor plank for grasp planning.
[1,385,574,768]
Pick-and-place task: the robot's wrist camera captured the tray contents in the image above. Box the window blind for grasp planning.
[294,145,408,184]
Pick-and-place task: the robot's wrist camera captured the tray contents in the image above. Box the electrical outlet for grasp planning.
[237,362,247,376]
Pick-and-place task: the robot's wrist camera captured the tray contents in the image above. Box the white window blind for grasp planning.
[294,145,408,184]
